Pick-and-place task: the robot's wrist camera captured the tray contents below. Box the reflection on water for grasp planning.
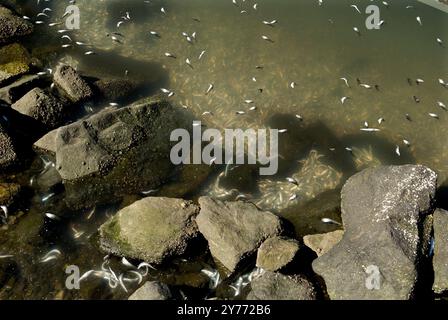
[1,0,448,299]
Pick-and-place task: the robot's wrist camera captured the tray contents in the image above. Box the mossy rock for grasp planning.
[0,43,31,77]
[0,182,21,206]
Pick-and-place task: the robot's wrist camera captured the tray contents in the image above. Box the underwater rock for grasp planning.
[256,236,301,272]
[280,189,342,237]
[158,164,213,198]
[246,271,317,300]
[0,6,33,44]
[0,182,20,206]
[0,74,40,104]
[313,165,437,300]
[0,124,19,170]
[128,281,172,300]
[99,197,199,264]
[53,65,93,103]
[12,88,66,129]
[303,230,344,257]
[93,78,141,103]
[196,197,283,272]
[0,43,32,86]
[33,97,190,209]
[433,208,448,294]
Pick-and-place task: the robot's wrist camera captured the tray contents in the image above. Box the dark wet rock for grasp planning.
[0,6,33,44]
[196,197,283,272]
[433,208,448,294]
[128,281,172,300]
[53,65,93,103]
[0,182,20,206]
[12,88,66,129]
[313,165,437,300]
[34,167,62,193]
[0,124,19,170]
[303,230,344,257]
[0,74,40,104]
[280,189,342,237]
[93,78,140,102]
[247,271,317,300]
[33,97,191,209]
[99,197,199,264]
[256,236,301,272]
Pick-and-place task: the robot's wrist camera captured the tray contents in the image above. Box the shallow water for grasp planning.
[1,0,448,299]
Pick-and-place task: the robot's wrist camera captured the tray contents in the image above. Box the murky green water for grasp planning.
[1,0,448,299]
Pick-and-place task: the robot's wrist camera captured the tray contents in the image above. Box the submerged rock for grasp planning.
[313,165,437,300]
[0,74,40,104]
[196,197,283,272]
[93,78,140,102]
[256,236,301,272]
[247,271,317,300]
[0,182,20,206]
[303,230,344,257]
[0,6,33,44]
[128,281,172,300]
[99,197,199,264]
[53,65,93,103]
[0,43,32,86]
[12,88,66,129]
[433,209,448,294]
[33,97,191,209]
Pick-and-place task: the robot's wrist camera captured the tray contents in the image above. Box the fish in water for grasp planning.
[321,218,341,226]
[206,84,214,95]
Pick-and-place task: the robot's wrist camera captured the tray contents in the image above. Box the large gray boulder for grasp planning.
[12,88,67,129]
[433,208,448,294]
[313,165,437,300]
[196,197,283,272]
[33,97,190,209]
[53,65,93,103]
[99,197,199,264]
[0,6,33,44]
[247,271,317,300]
[128,281,172,300]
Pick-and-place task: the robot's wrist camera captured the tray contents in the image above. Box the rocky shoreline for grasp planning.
[0,3,447,301]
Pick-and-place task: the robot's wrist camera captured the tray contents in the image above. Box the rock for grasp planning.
[99,197,199,264]
[158,164,213,198]
[0,124,19,170]
[256,236,301,272]
[247,271,317,300]
[196,197,283,272]
[32,129,57,156]
[12,88,66,129]
[33,97,190,209]
[0,182,20,206]
[53,65,93,103]
[0,43,31,86]
[93,78,140,102]
[313,165,437,300]
[303,230,344,257]
[128,281,172,300]
[433,208,448,294]
[0,74,40,104]
[0,6,33,44]
[280,189,342,237]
